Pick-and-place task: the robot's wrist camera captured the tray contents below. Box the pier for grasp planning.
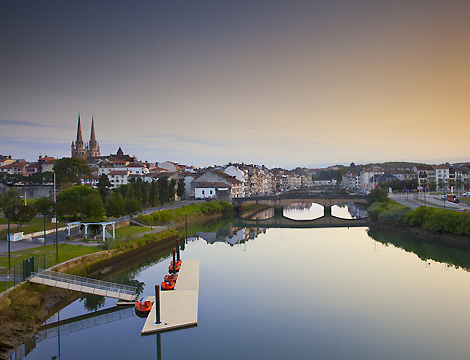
[142,259,200,334]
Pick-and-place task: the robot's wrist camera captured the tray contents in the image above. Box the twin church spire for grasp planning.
[71,114,101,160]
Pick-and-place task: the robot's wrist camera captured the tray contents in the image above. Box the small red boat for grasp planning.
[170,260,182,267]
[135,300,153,315]
[161,281,176,290]
[169,263,181,272]
[164,274,178,283]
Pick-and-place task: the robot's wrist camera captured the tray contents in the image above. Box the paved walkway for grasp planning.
[389,193,470,211]
[0,200,201,254]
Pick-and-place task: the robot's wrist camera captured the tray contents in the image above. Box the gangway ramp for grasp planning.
[28,269,138,301]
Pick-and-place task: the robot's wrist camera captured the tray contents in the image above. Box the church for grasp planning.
[71,115,101,160]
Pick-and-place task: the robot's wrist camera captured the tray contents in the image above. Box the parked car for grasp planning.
[463,192,470,197]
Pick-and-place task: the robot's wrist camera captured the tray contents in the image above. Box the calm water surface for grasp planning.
[14,205,470,360]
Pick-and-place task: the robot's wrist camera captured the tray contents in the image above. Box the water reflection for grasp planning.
[368,226,470,271]
[283,202,324,220]
[332,203,368,219]
[12,212,470,360]
[195,225,266,246]
[250,207,274,220]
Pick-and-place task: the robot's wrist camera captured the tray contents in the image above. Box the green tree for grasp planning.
[10,204,37,229]
[124,197,141,219]
[149,181,158,207]
[0,188,22,215]
[0,189,24,231]
[97,174,112,201]
[56,200,79,221]
[368,187,388,205]
[334,169,348,183]
[438,178,447,193]
[53,157,91,186]
[169,178,177,202]
[81,192,105,221]
[428,179,437,192]
[177,178,185,198]
[35,197,55,244]
[106,192,126,219]
[157,176,170,204]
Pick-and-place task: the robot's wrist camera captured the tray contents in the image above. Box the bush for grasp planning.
[368,199,410,226]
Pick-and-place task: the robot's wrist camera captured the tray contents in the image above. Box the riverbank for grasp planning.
[0,202,243,359]
[367,191,470,245]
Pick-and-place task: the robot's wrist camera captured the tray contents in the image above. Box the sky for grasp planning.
[1,0,469,169]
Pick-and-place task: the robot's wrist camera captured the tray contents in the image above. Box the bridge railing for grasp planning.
[29,269,137,297]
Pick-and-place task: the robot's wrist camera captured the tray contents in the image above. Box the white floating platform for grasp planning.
[142,259,200,334]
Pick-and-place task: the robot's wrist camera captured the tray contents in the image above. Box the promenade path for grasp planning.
[0,200,202,254]
[389,193,470,211]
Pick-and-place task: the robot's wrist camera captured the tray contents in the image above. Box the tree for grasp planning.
[97,174,112,201]
[35,197,55,244]
[438,178,446,192]
[157,176,170,204]
[428,179,437,192]
[35,197,55,217]
[177,178,185,198]
[169,178,177,202]
[124,198,141,219]
[149,181,158,207]
[106,192,126,219]
[81,193,105,221]
[56,200,79,221]
[335,169,348,183]
[0,188,22,215]
[53,157,91,186]
[10,204,37,229]
[368,187,388,205]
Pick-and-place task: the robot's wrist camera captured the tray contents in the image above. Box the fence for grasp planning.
[0,253,56,293]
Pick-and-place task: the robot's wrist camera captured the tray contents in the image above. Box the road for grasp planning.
[0,200,203,255]
[389,193,470,211]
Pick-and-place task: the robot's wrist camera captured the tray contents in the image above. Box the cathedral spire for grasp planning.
[90,116,96,144]
[76,114,83,144]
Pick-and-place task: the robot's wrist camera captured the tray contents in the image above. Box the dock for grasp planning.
[142,259,200,334]
[28,269,138,302]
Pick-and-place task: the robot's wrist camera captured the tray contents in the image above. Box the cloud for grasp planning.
[0,120,51,127]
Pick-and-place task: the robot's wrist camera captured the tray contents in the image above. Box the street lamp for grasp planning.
[7,207,11,270]
[6,206,18,270]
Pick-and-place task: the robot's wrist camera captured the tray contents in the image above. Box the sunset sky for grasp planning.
[1,1,469,169]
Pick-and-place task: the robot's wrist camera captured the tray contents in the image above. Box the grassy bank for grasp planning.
[368,190,470,238]
[0,228,179,358]
[0,244,100,270]
[135,201,233,226]
[0,217,67,239]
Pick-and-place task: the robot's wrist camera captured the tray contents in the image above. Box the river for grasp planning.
[10,203,470,360]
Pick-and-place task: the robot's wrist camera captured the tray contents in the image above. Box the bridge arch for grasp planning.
[233,194,368,218]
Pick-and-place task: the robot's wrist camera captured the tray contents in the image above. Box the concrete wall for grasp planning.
[0,184,54,199]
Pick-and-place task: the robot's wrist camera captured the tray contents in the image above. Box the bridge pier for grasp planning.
[273,206,284,217]
[323,206,332,217]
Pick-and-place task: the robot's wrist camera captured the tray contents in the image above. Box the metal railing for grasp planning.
[29,269,137,298]
[0,254,55,293]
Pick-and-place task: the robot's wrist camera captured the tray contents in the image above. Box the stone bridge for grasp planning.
[232,213,368,229]
[232,194,368,216]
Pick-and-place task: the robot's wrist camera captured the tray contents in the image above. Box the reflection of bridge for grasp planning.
[233,213,368,229]
[232,194,368,216]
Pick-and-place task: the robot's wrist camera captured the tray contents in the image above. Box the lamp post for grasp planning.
[53,171,58,262]
[55,208,58,262]
[7,208,11,270]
